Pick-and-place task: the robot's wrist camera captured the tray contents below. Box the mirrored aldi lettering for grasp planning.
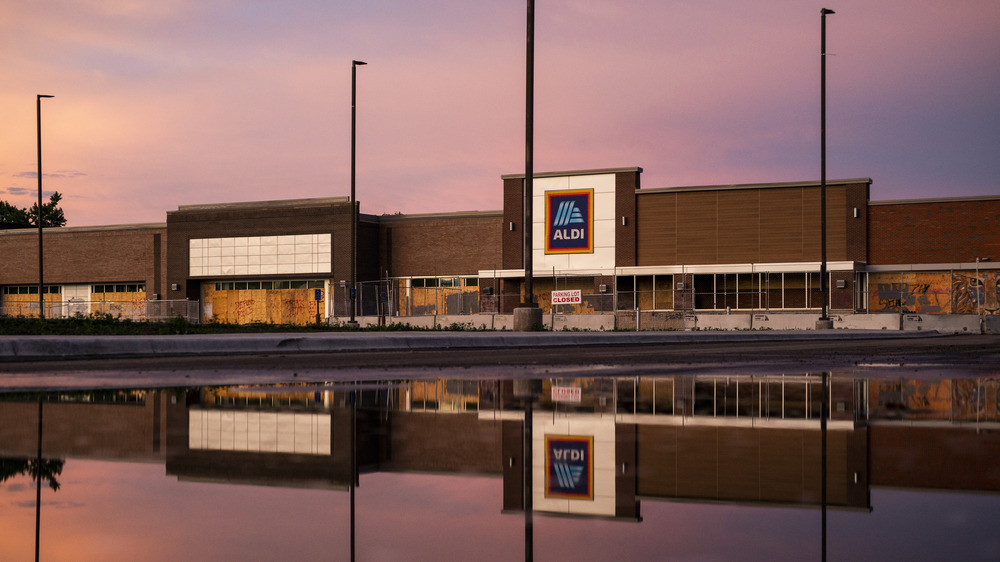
[544,435,594,500]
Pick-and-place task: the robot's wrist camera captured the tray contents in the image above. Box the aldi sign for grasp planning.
[544,435,594,500]
[545,190,593,254]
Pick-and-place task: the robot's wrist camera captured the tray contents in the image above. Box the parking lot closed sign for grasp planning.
[551,290,582,305]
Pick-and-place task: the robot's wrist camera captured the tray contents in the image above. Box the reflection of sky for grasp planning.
[2,460,999,560]
[2,1,999,227]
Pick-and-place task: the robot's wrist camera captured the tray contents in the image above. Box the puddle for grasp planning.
[2,372,998,560]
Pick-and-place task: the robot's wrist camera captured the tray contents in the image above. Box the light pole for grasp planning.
[37,94,54,319]
[514,0,542,331]
[524,0,535,308]
[976,257,990,319]
[817,8,834,330]
[350,60,366,326]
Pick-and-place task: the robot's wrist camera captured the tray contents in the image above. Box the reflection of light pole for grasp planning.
[350,61,366,326]
[350,388,356,561]
[817,9,834,330]
[820,371,828,562]
[37,94,54,319]
[35,398,43,562]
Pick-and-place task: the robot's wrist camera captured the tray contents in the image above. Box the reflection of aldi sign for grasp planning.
[545,190,593,254]
[545,435,594,500]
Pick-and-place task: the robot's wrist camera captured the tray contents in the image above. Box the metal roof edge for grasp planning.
[501,166,643,180]
[0,222,167,235]
[377,210,503,223]
[637,178,872,195]
[171,196,350,213]
[869,194,1000,206]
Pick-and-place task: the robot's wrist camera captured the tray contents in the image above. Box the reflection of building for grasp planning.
[2,376,998,518]
[165,387,377,489]
[2,168,996,325]
[0,390,167,461]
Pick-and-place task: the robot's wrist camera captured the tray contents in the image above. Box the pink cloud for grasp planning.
[1,0,997,227]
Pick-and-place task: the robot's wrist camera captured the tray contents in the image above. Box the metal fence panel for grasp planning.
[1,300,200,323]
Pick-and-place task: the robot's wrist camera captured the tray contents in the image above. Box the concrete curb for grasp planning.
[0,329,947,362]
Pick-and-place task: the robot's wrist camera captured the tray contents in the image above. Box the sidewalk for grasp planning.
[0,329,946,362]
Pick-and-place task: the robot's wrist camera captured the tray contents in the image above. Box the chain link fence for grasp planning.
[1,299,200,322]
[350,279,614,318]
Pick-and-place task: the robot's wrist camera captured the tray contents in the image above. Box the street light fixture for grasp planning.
[817,8,834,330]
[37,94,54,319]
[350,60,366,326]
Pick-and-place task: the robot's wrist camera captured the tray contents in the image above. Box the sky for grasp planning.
[2,0,998,227]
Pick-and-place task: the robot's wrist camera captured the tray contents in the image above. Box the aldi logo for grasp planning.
[544,435,594,500]
[545,190,593,254]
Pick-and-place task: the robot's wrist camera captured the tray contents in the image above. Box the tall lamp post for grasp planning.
[37,94,54,319]
[817,9,834,330]
[514,0,542,331]
[350,60,366,327]
[977,257,990,319]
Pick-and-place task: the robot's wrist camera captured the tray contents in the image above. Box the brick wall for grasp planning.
[868,198,1000,265]
[379,212,502,277]
[0,224,166,293]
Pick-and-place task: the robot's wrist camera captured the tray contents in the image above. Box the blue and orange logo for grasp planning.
[545,190,593,254]
[544,435,594,500]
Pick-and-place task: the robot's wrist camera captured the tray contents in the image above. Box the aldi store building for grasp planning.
[1,167,997,330]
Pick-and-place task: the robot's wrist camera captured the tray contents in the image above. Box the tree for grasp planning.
[0,456,64,491]
[0,200,30,225]
[0,192,66,227]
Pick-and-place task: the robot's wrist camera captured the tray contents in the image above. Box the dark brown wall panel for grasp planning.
[717,191,760,264]
[825,186,848,260]
[615,170,640,267]
[760,188,805,262]
[845,182,869,262]
[502,178,523,270]
[676,191,718,265]
[636,182,864,267]
[636,193,677,266]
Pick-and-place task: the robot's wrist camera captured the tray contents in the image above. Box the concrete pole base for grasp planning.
[345,320,360,329]
[815,318,834,330]
[513,306,544,332]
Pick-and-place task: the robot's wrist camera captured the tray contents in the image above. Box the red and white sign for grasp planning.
[551,290,582,305]
[551,386,582,403]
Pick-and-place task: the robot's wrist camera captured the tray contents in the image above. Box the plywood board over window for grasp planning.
[203,280,326,324]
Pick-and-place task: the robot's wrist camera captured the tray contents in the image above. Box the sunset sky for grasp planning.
[2,0,998,227]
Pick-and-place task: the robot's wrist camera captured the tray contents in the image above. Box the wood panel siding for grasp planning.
[718,190,760,264]
[636,182,864,267]
[636,192,677,265]
[761,188,807,263]
[676,191,719,264]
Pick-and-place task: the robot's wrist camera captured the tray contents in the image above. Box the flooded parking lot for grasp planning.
[2,368,998,561]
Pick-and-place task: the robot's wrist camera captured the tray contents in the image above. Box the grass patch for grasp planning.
[0,314,493,335]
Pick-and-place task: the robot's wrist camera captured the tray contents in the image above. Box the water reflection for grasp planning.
[1,373,998,560]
